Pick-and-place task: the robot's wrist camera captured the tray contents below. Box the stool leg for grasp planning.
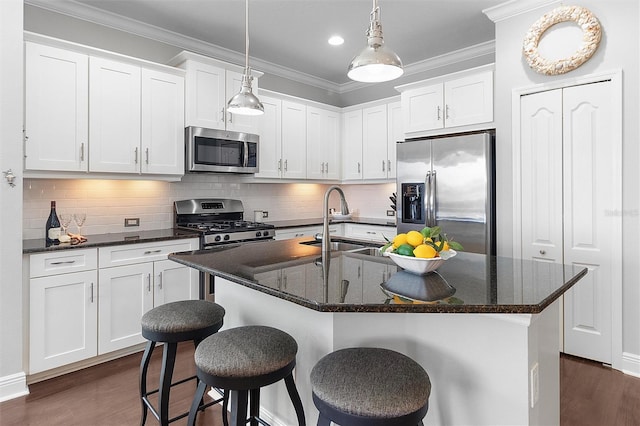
[284,373,306,426]
[187,380,208,426]
[316,413,331,426]
[249,388,260,426]
[222,390,230,426]
[159,342,178,426]
[139,340,156,426]
[230,390,249,426]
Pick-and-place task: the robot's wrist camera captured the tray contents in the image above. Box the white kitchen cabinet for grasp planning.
[386,101,402,179]
[29,248,98,374]
[173,52,261,135]
[399,68,493,135]
[24,42,89,172]
[253,264,307,298]
[280,100,307,179]
[344,223,395,243]
[341,109,363,181]
[275,224,341,241]
[362,104,388,179]
[255,95,282,178]
[306,106,340,180]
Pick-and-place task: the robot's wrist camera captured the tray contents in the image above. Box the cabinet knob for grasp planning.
[539,250,546,255]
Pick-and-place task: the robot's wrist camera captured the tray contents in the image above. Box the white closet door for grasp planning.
[562,82,616,364]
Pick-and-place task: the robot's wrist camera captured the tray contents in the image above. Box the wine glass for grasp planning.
[59,213,72,235]
[73,212,87,235]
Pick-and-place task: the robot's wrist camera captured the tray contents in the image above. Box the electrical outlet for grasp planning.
[124,218,140,227]
[530,362,539,408]
[262,211,269,218]
[386,210,395,217]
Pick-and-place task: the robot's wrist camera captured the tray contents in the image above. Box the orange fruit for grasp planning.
[406,230,424,247]
[413,244,437,258]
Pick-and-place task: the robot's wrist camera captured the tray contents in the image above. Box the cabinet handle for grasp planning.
[80,143,85,161]
[220,108,226,123]
[145,148,149,164]
[283,274,287,289]
[228,110,233,123]
[325,162,329,173]
[358,266,361,279]
[50,260,76,265]
[158,272,163,289]
[278,159,282,171]
[387,160,391,172]
[90,282,94,303]
[134,147,138,164]
[367,231,377,235]
[539,250,546,255]
[382,160,385,172]
[437,106,441,121]
[357,162,361,173]
[321,162,324,173]
[284,159,288,172]
[147,273,151,292]
[144,249,163,255]
[445,104,450,119]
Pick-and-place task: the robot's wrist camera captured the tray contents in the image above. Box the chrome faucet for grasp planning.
[321,185,350,252]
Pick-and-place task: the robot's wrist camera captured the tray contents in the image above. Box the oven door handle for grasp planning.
[243,142,249,168]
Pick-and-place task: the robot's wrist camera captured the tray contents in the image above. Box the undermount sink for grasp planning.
[299,240,365,251]
[348,247,385,257]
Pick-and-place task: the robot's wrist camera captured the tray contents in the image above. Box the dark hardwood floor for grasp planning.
[1,343,639,425]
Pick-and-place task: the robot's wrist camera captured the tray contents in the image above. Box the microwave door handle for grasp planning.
[243,142,249,167]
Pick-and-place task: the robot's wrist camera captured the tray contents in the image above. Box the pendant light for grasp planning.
[347,0,403,83]
[227,0,264,115]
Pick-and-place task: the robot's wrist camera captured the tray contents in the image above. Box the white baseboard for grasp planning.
[622,352,640,378]
[0,372,29,402]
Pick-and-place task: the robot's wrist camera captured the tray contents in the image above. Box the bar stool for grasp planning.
[187,325,306,426]
[310,347,430,426]
[140,300,226,425]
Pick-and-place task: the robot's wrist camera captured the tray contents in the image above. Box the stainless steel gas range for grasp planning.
[174,198,275,249]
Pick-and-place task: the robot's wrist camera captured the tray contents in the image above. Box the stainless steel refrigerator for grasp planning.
[396,131,495,255]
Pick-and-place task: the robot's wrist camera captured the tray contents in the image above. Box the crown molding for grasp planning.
[25,0,496,96]
[483,0,561,23]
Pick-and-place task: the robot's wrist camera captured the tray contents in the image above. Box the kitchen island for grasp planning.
[169,237,587,426]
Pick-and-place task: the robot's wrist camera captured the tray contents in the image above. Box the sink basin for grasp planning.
[300,240,365,251]
[348,247,385,257]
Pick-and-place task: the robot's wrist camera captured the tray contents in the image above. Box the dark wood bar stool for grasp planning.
[187,325,306,426]
[310,347,431,426]
[140,300,226,425]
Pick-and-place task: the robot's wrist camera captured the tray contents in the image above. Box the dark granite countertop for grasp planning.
[23,228,200,254]
[266,217,396,229]
[169,237,587,314]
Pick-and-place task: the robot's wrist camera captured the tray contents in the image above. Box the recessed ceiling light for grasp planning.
[328,35,344,46]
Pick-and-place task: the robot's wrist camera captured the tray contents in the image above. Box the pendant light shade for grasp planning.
[227,0,263,115]
[347,0,403,83]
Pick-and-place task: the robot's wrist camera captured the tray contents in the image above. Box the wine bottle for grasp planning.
[45,201,61,246]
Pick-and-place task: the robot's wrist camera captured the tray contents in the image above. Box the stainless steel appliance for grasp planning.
[185,126,259,173]
[397,131,495,255]
[174,198,275,249]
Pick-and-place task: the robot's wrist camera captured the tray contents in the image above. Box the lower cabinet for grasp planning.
[343,223,396,243]
[275,224,341,241]
[28,238,199,374]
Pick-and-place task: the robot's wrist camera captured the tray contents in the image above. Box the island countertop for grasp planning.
[169,237,587,314]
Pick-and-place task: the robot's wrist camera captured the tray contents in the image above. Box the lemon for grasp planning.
[406,230,424,247]
[413,244,437,258]
[392,233,408,248]
[396,243,415,257]
[435,241,450,252]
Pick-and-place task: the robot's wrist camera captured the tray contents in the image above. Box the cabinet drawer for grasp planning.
[344,224,395,243]
[30,248,97,278]
[99,238,198,268]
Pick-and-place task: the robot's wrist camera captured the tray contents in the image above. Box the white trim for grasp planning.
[483,0,561,23]
[622,352,640,378]
[24,0,495,95]
[0,372,29,402]
[511,69,624,372]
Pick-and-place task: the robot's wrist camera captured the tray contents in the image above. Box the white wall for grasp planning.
[22,177,396,239]
[490,0,640,372]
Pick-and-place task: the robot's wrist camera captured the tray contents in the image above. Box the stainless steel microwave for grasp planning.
[185,126,259,173]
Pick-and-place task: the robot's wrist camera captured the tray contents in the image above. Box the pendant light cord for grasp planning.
[244,0,250,74]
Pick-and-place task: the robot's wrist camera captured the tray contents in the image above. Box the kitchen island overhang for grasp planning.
[169,237,588,425]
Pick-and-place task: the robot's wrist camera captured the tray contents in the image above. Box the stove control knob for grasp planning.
[215,235,222,242]
[223,234,230,241]
[256,231,262,237]
[263,231,270,237]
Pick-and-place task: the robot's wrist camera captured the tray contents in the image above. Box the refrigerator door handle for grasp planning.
[424,171,431,227]
[430,170,437,227]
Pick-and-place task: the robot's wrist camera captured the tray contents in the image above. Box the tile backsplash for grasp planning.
[23,175,396,239]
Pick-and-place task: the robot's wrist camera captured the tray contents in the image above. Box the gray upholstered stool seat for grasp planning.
[139,300,225,426]
[187,325,306,426]
[310,347,431,426]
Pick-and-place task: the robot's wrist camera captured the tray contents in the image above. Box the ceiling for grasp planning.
[28,0,503,91]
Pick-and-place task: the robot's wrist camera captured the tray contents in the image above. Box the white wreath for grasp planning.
[523,5,602,76]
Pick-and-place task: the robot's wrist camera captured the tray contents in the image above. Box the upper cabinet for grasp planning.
[397,66,493,137]
[306,106,340,180]
[23,36,185,179]
[170,51,262,135]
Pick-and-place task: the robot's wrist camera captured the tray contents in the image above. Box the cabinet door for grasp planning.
[153,259,199,306]
[30,270,98,373]
[281,100,307,179]
[340,256,363,304]
[386,101,402,179]
[362,105,388,179]
[255,95,282,178]
[89,57,141,173]
[24,43,89,172]
[402,83,443,134]
[225,70,261,134]
[306,107,339,180]
[444,70,493,128]
[98,263,153,354]
[342,109,363,180]
[141,69,185,175]
[184,61,226,129]
[323,109,341,180]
